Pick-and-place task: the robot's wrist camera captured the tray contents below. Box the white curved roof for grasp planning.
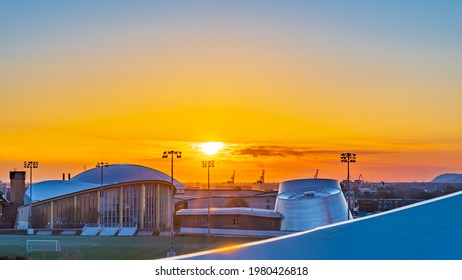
[25,164,184,204]
[277,178,341,200]
[70,164,183,186]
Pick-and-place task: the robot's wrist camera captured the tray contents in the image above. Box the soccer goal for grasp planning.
[26,240,62,252]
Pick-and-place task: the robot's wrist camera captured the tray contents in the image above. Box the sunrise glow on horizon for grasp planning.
[201,142,223,156]
[1,1,461,183]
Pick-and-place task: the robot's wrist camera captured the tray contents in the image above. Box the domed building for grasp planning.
[17,164,184,232]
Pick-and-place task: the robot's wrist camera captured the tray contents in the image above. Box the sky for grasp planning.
[1,0,461,183]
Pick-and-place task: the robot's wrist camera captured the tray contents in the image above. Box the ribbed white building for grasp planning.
[275,178,350,231]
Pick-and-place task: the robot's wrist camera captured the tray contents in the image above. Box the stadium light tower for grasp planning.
[162,150,182,257]
[200,142,222,236]
[24,161,39,228]
[202,160,214,236]
[341,153,356,220]
[96,161,108,225]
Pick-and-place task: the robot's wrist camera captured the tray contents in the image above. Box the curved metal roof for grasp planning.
[277,187,340,200]
[70,164,184,187]
[24,180,99,205]
[25,164,184,203]
[277,178,342,200]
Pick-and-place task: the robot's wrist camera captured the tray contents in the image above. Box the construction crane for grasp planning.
[227,170,235,184]
[256,170,265,184]
[313,169,319,179]
[355,174,365,184]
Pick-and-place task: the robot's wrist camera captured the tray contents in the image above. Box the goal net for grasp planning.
[26,240,62,252]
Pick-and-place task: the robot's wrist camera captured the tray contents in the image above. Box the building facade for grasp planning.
[17,164,183,231]
[357,198,424,213]
[177,208,282,233]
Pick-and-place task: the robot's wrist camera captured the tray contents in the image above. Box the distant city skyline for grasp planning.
[1,1,461,183]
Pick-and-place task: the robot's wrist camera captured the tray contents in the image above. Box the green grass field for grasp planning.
[0,235,264,260]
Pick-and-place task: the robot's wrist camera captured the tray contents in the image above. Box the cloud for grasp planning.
[231,144,397,158]
[232,145,339,158]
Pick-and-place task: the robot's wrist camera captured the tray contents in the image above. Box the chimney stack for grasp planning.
[10,171,26,206]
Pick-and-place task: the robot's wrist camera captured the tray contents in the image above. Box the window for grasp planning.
[269,220,274,227]
[193,216,198,223]
[233,216,239,225]
[304,191,315,198]
[144,184,157,229]
[101,187,120,227]
[122,185,140,227]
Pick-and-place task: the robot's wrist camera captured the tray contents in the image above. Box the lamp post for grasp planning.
[24,161,38,228]
[162,150,181,257]
[202,160,214,236]
[341,153,356,220]
[200,142,222,236]
[96,162,108,225]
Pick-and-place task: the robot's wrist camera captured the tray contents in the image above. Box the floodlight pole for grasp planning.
[341,153,356,220]
[202,160,214,236]
[24,161,39,228]
[163,150,181,257]
[96,162,108,225]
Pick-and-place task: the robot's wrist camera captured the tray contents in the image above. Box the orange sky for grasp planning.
[1,1,461,183]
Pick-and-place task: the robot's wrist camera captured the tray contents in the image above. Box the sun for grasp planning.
[201,142,223,156]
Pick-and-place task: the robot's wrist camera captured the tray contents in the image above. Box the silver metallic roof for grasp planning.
[70,164,184,187]
[24,180,99,205]
[25,164,184,204]
[277,178,341,200]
